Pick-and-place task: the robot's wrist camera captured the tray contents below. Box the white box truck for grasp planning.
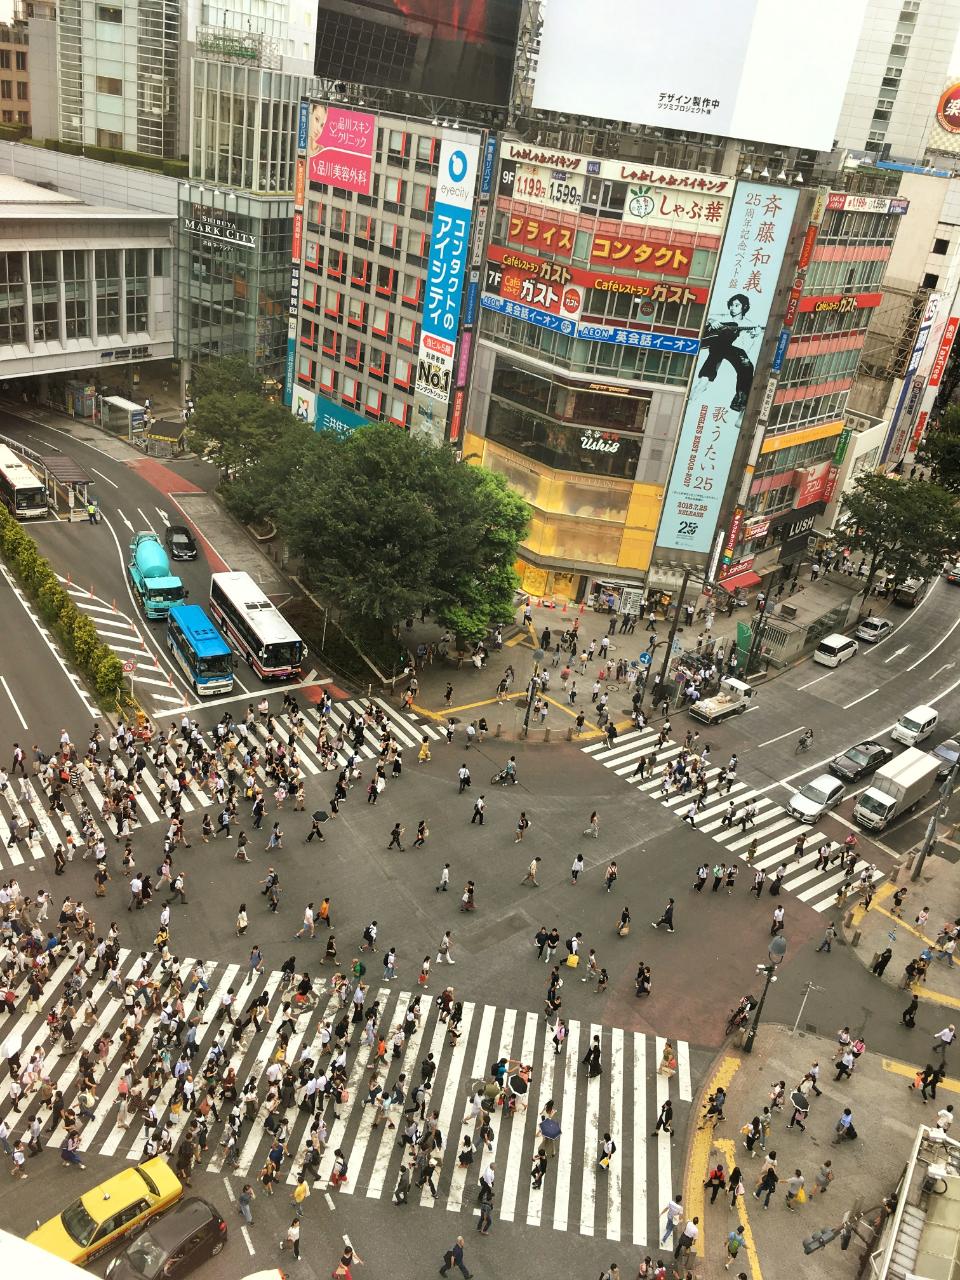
[852,747,939,831]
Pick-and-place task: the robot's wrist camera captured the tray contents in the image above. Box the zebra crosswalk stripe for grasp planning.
[0,961,690,1245]
[582,730,883,912]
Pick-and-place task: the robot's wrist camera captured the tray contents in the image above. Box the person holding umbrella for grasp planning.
[306,812,327,843]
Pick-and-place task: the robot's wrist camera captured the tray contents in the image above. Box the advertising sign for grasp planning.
[937,83,960,133]
[314,393,366,436]
[306,103,375,195]
[506,212,575,257]
[481,137,496,196]
[575,325,699,355]
[513,163,584,212]
[883,293,941,463]
[825,192,910,215]
[313,0,523,110]
[590,233,692,277]
[182,204,256,248]
[483,254,585,323]
[793,462,831,508]
[532,0,869,151]
[413,131,480,441]
[656,182,800,555]
[928,316,959,387]
[480,291,578,334]
[291,211,303,262]
[622,184,730,236]
[293,387,316,425]
[294,157,306,210]
[297,100,309,152]
[797,291,883,313]
[502,142,732,192]
[494,241,710,304]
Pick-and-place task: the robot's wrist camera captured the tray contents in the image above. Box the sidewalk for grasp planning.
[397,570,872,742]
[681,1022,947,1280]
[846,854,960,1013]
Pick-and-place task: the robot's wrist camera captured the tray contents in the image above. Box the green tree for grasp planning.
[282,425,528,641]
[187,357,298,478]
[838,473,960,602]
[93,651,125,701]
[918,404,960,494]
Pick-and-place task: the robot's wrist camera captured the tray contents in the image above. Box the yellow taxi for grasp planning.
[28,1158,183,1266]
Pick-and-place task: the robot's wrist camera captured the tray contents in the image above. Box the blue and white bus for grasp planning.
[166,603,234,696]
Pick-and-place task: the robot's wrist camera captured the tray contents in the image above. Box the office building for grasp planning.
[834,0,960,162]
[0,173,175,387]
[0,19,31,130]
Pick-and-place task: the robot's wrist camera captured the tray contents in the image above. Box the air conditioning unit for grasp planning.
[779,603,798,620]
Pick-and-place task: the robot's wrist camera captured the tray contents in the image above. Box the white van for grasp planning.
[813,634,858,667]
[891,704,938,747]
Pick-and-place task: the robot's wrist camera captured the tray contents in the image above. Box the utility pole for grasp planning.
[744,590,772,676]
[911,763,958,881]
[743,934,787,1054]
[654,567,690,707]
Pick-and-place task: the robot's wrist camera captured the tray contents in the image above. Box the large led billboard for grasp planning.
[314,1,523,109]
[533,0,869,151]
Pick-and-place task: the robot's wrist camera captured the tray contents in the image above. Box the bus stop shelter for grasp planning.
[41,453,93,519]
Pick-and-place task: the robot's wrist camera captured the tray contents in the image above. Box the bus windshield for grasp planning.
[15,487,46,511]
[266,640,303,668]
[198,652,233,677]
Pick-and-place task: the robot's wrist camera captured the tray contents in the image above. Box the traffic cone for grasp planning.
[562,601,568,614]
[112,600,117,611]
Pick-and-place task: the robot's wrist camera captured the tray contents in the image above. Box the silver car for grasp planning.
[787,773,845,823]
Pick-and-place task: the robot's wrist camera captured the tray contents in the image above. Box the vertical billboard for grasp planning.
[412,130,480,442]
[656,182,799,555]
[306,102,376,195]
[882,293,941,464]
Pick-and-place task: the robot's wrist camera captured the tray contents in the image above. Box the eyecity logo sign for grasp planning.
[440,149,472,202]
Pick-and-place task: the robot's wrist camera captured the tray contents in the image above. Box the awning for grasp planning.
[720,570,761,591]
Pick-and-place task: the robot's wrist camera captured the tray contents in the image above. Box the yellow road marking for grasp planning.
[684,1054,741,1258]
[714,1135,763,1280]
[882,1057,960,1095]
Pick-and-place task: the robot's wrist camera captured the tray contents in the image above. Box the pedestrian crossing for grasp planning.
[60,579,190,717]
[0,695,443,873]
[583,726,883,914]
[0,952,691,1245]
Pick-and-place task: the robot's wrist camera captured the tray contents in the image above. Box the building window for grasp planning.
[96,75,122,95]
[16,82,27,100]
[97,4,123,18]
[15,51,26,71]
[16,111,27,123]
[394,357,413,389]
[125,247,149,333]
[63,248,88,340]
[1,110,11,122]
[0,82,11,100]
[95,248,121,335]
[97,128,123,148]
[29,249,60,342]
[0,251,26,345]
[0,52,9,70]
[923,272,940,289]
[933,238,949,255]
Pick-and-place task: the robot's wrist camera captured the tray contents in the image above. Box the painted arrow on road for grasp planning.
[155,507,169,526]
[929,662,956,681]
[883,645,909,664]
[115,507,134,532]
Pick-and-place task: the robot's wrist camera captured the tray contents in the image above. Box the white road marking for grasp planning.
[632,1033,647,1246]
[0,676,27,729]
[757,727,806,748]
[884,645,909,664]
[241,1227,255,1255]
[797,673,830,690]
[90,466,119,489]
[115,507,134,532]
[843,689,878,710]
[928,661,957,681]
[156,507,170,525]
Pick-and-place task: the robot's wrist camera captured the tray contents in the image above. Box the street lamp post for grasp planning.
[522,647,545,736]
[743,934,787,1054]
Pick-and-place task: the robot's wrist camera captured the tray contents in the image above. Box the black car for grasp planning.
[105,1197,227,1280]
[932,737,960,781]
[828,739,894,782]
[164,524,198,561]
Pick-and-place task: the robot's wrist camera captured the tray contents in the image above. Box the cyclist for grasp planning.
[493,756,518,785]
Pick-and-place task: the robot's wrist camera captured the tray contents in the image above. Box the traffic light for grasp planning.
[803,1226,843,1253]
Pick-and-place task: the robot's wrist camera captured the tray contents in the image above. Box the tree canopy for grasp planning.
[282,425,529,643]
[838,472,960,599]
[918,404,960,494]
[187,374,530,642]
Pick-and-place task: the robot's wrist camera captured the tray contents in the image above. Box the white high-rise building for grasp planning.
[834,0,960,161]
